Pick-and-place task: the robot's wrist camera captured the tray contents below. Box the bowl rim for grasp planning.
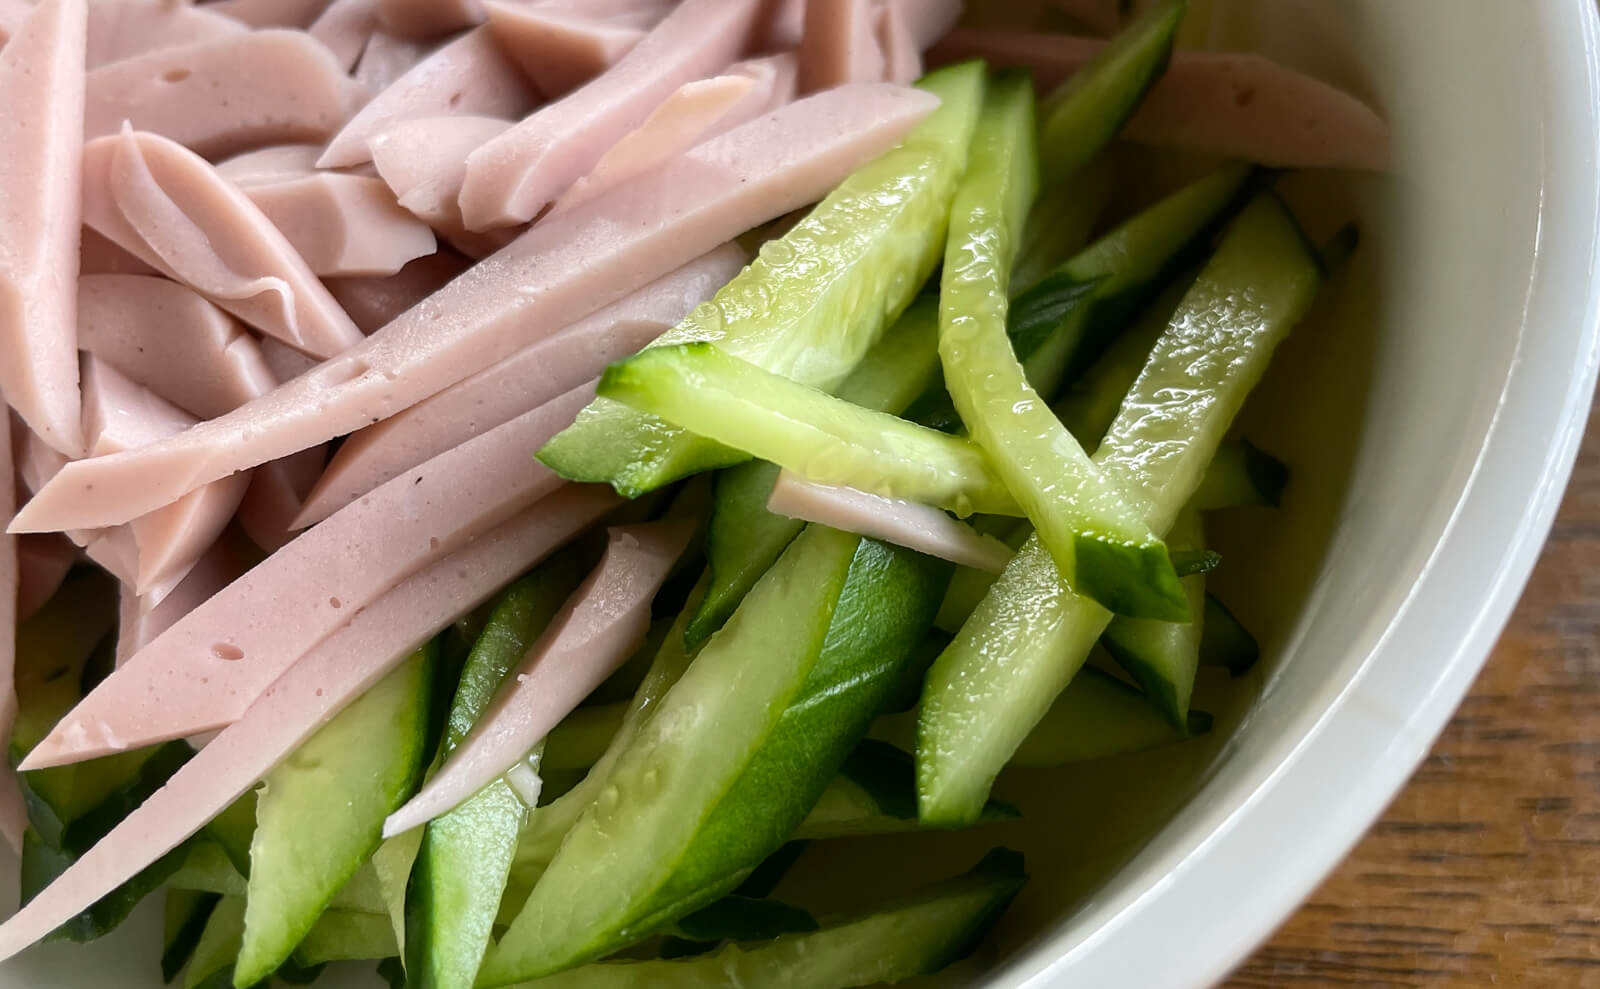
[1000,4,1600,987]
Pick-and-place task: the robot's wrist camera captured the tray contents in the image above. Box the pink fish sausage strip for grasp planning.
[12,83,936,534]
[0,482,618,962]
[86,31,370,161]
[354,28,430,90]
[22,384,596,765]
[759,0,805,51]
[80,358,252,599]
[799,0,885,93]
[233,171,439,278]
[369,115,513,228]
[549,53,797,215]
[17,534,77,620]
[482,0,658,99]
[309,0,381,71]
[384,520,692,836]
[86,0,246,70]
[876,0,922,84]
[767,470,1012,573]
[78,274,277,420]
[79,227,159,277]
[207,0,334,29]
[931,29,1392,171]
[325,251,469,334]
[296,243,744,525]
[0,411,21,850]
[81,129,365,359]
[889,0,961,48]
[116,534,252,667]
[236,447,326,553]
[0,0,28,49]
[0,0,87,458]
[256,336,321,382]
[320,26,539,169]
[377,0,484,40]
[459,0,765,230]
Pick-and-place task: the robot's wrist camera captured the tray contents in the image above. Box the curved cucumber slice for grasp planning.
[1009,666,1209,768]
[599,343,1018,517]
[938,73,1183,622]
[685,462,800,651]
[235,642,437,985]
[918,193,1324,824]
[407,555,589,989]
[1190,437,1289,509]
[1199,593,1260,676]
[184,896,246,989]
[499,850,1026,989]
[293,909,398,966]
[1101,509,1207,727]
[1038,0,1186,182]
[539,63,987,497]
[685,300,941,649]
[163,889,220,983]
[485,528,865,983]
[799,741,1018,840]
[542,703,626,772]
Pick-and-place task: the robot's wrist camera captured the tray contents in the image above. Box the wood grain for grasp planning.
[1226,402,1600,987]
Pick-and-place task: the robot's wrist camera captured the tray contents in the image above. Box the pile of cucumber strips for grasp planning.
[13,2,1345,986]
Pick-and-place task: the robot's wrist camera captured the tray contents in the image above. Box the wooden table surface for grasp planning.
[1225,402,1600,986]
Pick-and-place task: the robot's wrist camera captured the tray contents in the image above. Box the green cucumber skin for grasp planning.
[685,299,941,649]
[1100,509,1207,728]
[637,540,951,926]
[919,193,1324,825]
[936,72,1184,622]
[1037,0,1187,182]
[235,643,437,986]
[163,889,222,983]
[1015,164,1256,400]
[408,556,591,989]
[496,852,1025,989]
[1199,593,1261,676]
[484,527,861,985]
[685,462,802,651]
[1190,437,1289,510]
[538,63,987,498]
[798,740,1020,840]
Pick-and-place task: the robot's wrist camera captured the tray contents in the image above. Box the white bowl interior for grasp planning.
[6,1,1599,987]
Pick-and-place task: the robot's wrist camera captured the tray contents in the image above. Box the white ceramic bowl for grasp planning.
[7,1,1600,987]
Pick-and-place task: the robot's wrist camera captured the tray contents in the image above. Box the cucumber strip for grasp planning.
[600,343,1018,517]
[293,909,399,966]
[497,850,1025,989]
[542,703,626,772]
[938,73,1183,622]
[202,791,257,880]
[1009,666,1210,768]
[184,896,246,989]
[501,582,708,919]
[1190,437,1289,509]
[798,742,1019,840]
[407,552,592,989]
[1199,593,1260,676]
[671,897,818,944]
[1013,154,1114,295]
[236,643,437,985]
[372,831,421,958]
[19,742,194,944]
[1100,509,1207,727]
[829,297,943,415]
[918,193,1323,823]
[165,842,390,916]
[1037,0,1186,183]
[483,528,864,983]
[685,462,801,651]
[1017,166,1254,403]
[163,889,220,983]
[539,63,987,497]
[685,299,941,649]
